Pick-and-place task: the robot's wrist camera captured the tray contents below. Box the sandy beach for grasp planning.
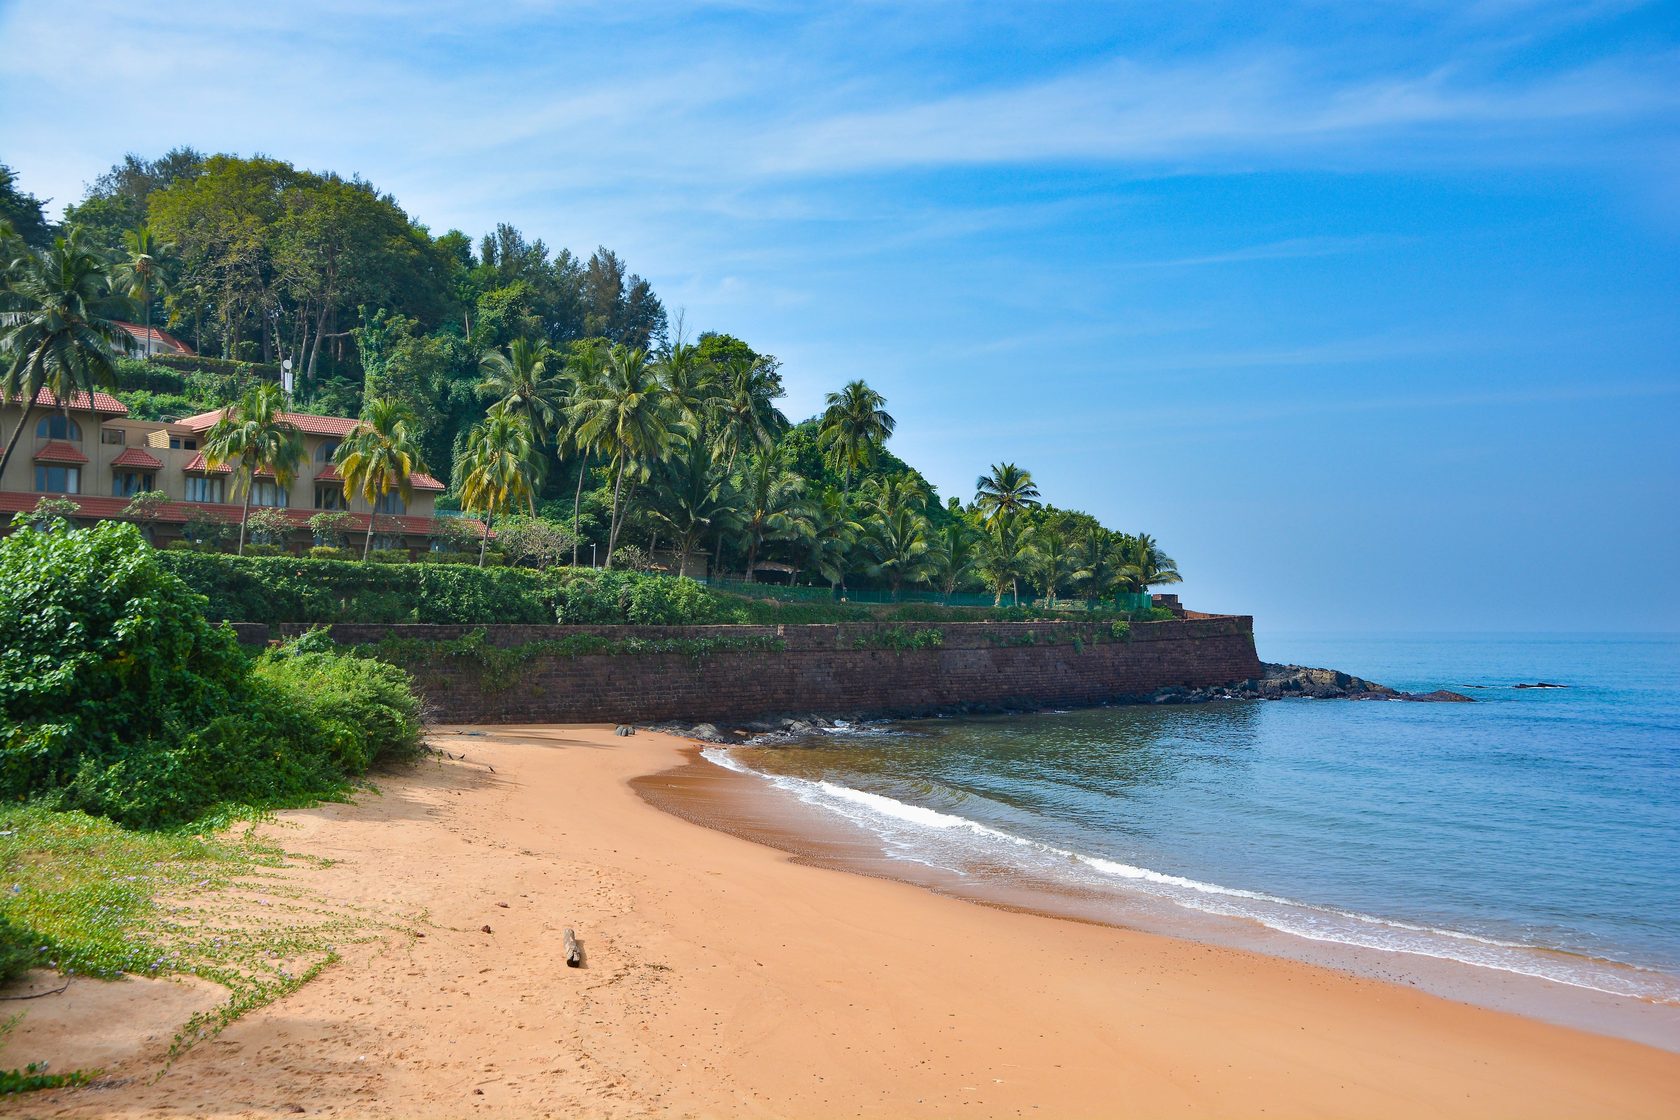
[10,723,1679,1119]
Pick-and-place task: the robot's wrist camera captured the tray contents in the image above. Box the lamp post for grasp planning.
[592,542,598,568]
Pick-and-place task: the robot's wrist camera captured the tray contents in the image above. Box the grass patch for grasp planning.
[0,805,408,1073]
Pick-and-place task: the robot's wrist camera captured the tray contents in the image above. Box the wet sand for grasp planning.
[13,724,1680,1118]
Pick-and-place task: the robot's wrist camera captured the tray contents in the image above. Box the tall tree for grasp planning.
[1035,523,1074,605]
[974,463,1042,525]
[928,518,980,601]
[458,412,538,567]
[817,379,895,513]
[859,504,933,598]
[646,441,735,575]
[110,225,173,357]
[569,345,689,567]
[1072,523,1122,603]
[712,353,788,472]
[736,451,809,581]
[335,397,426,560]
[0,229,131,481]
[203,382,306,555]
[976,515,1038,606]
[0,164,51,249]
[1118,532,1183,593]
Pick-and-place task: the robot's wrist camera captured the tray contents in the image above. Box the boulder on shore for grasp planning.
[1141,664,1474,705]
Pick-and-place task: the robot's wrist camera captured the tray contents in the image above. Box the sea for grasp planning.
[703,633,1680,1041]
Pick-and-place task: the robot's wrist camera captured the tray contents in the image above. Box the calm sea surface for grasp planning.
[716,633,1680,1005]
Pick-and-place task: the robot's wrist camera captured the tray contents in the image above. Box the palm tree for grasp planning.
[0,229,131,481]
[111,226,172,358]
[480,337,565,439]
[803,488,859,595]
[736,451,809,581]
[973,463,1041,526]
[713,354,788,473]
[817,379,895,514]
[1035,524,1074,606]
[203,382,306,555]
[859,504,933,598]
[569,345,689,567]
[458,412,537,567]
[928,518,979,602]
[335,397,427,560]
[1072,523,1122,604]
[1117,532,1183,594]
[561,338,610,566]
[646,441,736,575]
[976,516,1037,607]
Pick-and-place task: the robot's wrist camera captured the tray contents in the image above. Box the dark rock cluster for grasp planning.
[1143,663,1473,704]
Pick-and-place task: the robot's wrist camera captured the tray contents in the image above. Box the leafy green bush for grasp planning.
[0,914,38,985]
[0,524,424,829]
[254,647,421,772]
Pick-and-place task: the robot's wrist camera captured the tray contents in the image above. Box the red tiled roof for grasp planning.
[113,321,194,356]
[410,472,446,492]
[111,447,165,470]
[183,452,233,474]
[3,389,129,417]
[315,464,343,482]
[33,441,89,465]
[178,410,362,438]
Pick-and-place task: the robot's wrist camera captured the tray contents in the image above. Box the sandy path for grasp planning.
[12,724,1679,1118]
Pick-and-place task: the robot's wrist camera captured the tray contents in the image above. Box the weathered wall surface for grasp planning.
[240,616,1261,725]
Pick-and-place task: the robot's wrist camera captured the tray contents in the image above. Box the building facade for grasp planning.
[1,391,450,552]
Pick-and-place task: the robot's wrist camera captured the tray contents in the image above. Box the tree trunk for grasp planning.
[143,296,153,362]
[479,510,492,567]
[363,499,376,560]
[604,456,627,566]
[570,450,589,567]
[306,301,329,384]
[238,481,253,556]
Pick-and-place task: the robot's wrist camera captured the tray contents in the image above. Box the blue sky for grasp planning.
[3,0,1676,633]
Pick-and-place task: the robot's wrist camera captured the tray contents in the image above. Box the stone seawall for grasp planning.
[237,616,1261,724]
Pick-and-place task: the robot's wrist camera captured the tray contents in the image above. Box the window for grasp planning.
[185,476,224,503]
[316,440,341,462]
[372,534,407,552]
[35,415,81,441]
[376,492,407,515]
[113,471,155,497]
[314,485,344,510]
[168,437,198,451]
[251,480,289,508]
[101,428,125,446]
[34,465,80,493]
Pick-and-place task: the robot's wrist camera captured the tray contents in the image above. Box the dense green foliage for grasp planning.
[0,523,420,828]
[6,146,1184,604]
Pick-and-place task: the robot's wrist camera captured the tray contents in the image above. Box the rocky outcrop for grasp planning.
[1143,663,1473,704]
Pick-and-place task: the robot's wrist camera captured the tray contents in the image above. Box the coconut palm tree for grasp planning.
[736,451,809,581]
[335,397,427,560]
[569,345,690,567]
[1117,532,1183,593]
[1072,523,1122,604]
[803,488,859,595]
[973,463,1041,526]
[859,504,933,598]
[646,441,736,575]
[713,353,788,473]
[817,379,894,514]
[111,226,173,358]
[1035,523,1074,606]
[561,338,610,567]
[458,412,538,567]
[479,337,566,440]
[0,229,131,480]
[976,515,1037,607]
[204,382,306,555]
[927,517,979,602]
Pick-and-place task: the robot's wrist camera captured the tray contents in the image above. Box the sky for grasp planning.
[2,0,1677,634]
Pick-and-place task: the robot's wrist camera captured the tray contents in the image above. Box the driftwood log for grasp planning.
[562,928,582,967]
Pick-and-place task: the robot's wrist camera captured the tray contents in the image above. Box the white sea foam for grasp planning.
[701,747,1680,1004]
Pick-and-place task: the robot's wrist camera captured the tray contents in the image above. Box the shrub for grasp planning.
[367,548,410,564]
[0,523,423,829]
[309,545,353,560]
[0,914,37,985]
[254,645,421,772]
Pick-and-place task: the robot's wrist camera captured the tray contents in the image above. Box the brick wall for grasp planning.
[243,616,1261,724]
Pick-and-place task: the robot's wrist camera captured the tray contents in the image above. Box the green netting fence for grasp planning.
[700,576,1154,613]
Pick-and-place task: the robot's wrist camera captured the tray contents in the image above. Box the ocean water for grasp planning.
[712,633,1680,1007]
